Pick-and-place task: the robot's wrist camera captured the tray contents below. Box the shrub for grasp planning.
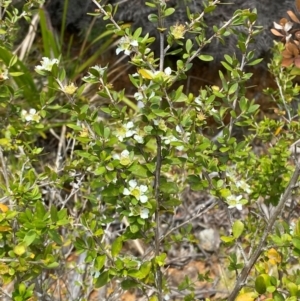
[1,0,300,301]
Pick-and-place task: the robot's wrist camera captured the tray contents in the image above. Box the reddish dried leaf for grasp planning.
[294,56,300,68]
[282,57,293,67]
[296,0,300,12]
[280,18,289,25]
[287,10,300,23]
[295,31,300,40]
[286,42,299,56]
[270,28,284,37]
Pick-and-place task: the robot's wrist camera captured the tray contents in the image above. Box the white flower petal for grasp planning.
[140,195,148,203]
[134,134,144,144]
[139,185,148,193]
[131,40,138,47]
[125,130,136,137]
[140,208,149,219]
[121,150,129,157]
[123,188,130,196]
[164,67,172,75]
[129,179,137,188]
[126,122,134,129]
[236,204,243,210]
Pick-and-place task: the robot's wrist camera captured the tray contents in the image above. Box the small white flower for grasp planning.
[35,57,59,72]
[21,108,41,123]
[140,208,149,219]
[162,135,184,151]
[82,65,108,82]
[91,65,107,75]
[164,67,172,75]
[121,149,129,157]
[134,134,144,144]
[194,96,203,106]
[123,179,148,203]
[176,125,183,134]
[227,195,245,211]
[137,101,145,109]
[116,37,138,56]
[134,91,144,101]
[115,121,136,142]
[162,135,176,145]
[236,180,252,194]
[133,129,145,144]
[226,169,236,182]
[130,40,138,47]
[120,149,131,166]
[62,82,77,95]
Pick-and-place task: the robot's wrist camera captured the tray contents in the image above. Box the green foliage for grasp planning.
[0,0,300,300]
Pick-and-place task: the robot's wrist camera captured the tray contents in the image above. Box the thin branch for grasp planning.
[156,1,165,72]
[159,197,217,243]
[228,163,300,301]
[0,147,9,191]
[154,135,163,301]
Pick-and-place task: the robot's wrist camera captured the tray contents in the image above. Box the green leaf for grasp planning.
[23,230,36,247]
[220,236,235,243]
[148,13,158,22]
[198,54,214,62]
[101,184,120,197]
[130,224,139,233]
[248,104,260,113]
[128,164,150,178]
[9,72,24,77]
[232,220,244,239]
[94,166,106,175]
[221,61,233,71]
[228,83,238,95]
[139,261,152,278]
[35,200,46,219]
[255,275,267,294]
[45,262,59,269]
[50,205,58,223]
[93,122,104,137]
[286,282,298,296]
[95,255,106,270]
[160,181,178,194]
[247,58,263,66]
[204,5,216,13]
[111,237,123,257]
[292,237,300,250]
[48,229,62,245]
[66,123,82,131]
[164,7,175,16]
[273,291,285,301]
[95,271,109,288]
[186,39,193,53]
[8,54,18,67]
[121,279,139,289]
[155,253,167,266]
[19,283,26,295]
